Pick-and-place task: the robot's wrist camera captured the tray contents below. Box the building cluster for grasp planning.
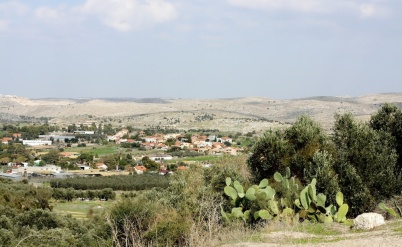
[106,129,242,156]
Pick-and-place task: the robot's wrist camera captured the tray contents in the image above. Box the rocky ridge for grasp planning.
[1,93,402,133]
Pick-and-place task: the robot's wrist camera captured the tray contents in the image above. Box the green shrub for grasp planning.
[303,150,340,206]
[107,195,190,246]
[50,174,169,191]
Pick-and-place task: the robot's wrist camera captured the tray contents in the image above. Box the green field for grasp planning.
[52,200,114,219]
[67,145,120,156]
[66,144,159,157]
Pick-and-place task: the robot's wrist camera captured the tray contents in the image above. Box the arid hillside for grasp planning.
[1,93,402,133]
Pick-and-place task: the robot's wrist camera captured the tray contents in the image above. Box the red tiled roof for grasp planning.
[135,165,147,171]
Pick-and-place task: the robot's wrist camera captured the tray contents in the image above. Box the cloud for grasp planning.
[75,0,177,32]
[34,6,66,22]
[0,1,29,16]
[359,4,389,18]
[227,0,391,17]
[227,0,329,13]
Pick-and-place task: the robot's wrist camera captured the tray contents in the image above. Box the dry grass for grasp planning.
[219,219,402,247]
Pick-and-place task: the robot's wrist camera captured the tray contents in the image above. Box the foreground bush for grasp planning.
[248,111,402,217]
[106,156,251,247]
[107,194,190,246]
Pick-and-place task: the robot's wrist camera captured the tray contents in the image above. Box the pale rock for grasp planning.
[354,212,385,230]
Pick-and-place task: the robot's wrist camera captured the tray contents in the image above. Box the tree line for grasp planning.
[247,104,402,216]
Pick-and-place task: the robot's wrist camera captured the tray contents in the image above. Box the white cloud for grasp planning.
[227,0,391,17]
[34,6,65,21]
[0,1,29,16]
[75,0,177,32]
[227,0,328,13]
[359,4,389,18]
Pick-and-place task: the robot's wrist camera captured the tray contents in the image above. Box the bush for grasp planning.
[333,113,402,215]
[247,129,291,182]
[107,194,190,246]
[303,150,340,206]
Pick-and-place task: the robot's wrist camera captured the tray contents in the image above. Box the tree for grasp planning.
[0,157,10,165]
[141,157,159,171]
[332,113,402,215]
[284,115,330,178]
[67,124,77,133]
[78,152,94,164]
[370,103,402,171]
[303,150,340,206]
[42,150,60,164]
[247,129,291,182]
[247,115,329,182]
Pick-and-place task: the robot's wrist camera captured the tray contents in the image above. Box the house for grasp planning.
[202,163,213,168]
[2,137,12,144]
[158,169,172,175]
[144,136,157,143]
[134,165,147,174]
[95,163,108,170]
[223,147,238,155]
[217,136,233,143]
[12,164,62,175]
[197,141,212,148]
[12,133,22,139]
[73,131,95,135]
[23,140,52,146]
[116,138,127,144]
[177,165,187,171]
[141,142,155,149]
[147,154,173,162]
[107,135,117,142]
[39,135,76,142]
[115,128,128,138]
[212,142,224,149]
[207,135,216,142]
[60,152,80,159]
[180,142,193,149]
[78,165,91,170]
[156,143,168,151]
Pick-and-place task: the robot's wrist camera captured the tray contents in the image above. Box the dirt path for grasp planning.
[224,220,402,247]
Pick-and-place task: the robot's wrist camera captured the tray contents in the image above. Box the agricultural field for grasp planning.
[68,145,120,157]
[52,200,113,219]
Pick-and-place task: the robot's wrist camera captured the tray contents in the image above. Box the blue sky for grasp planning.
[1,0,401,99]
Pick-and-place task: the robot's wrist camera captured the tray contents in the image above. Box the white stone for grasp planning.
[354,212,385,230]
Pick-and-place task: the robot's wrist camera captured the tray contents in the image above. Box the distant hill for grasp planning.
[1,93,402,133]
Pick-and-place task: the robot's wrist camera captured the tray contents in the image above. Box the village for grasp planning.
[0,123,247,180]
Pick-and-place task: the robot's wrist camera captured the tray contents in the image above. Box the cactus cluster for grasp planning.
[222,177,280,222]
[332,191,349,223]
[273,167,299,209]
[222,173,350,225]
[294,178,328,223]
[378,202,398,218]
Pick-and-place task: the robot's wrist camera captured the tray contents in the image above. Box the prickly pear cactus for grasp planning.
[222,177,281,223]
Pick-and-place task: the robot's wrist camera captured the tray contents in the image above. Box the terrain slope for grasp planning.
[1,93,401,132]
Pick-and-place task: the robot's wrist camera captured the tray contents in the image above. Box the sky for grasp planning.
[1,0,402,99]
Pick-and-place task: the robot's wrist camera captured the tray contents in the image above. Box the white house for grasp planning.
[73,131,95,135]
[23,140,52,146]
[12,164,62,175]
[217,137,233,143]
[147,154,173,162]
